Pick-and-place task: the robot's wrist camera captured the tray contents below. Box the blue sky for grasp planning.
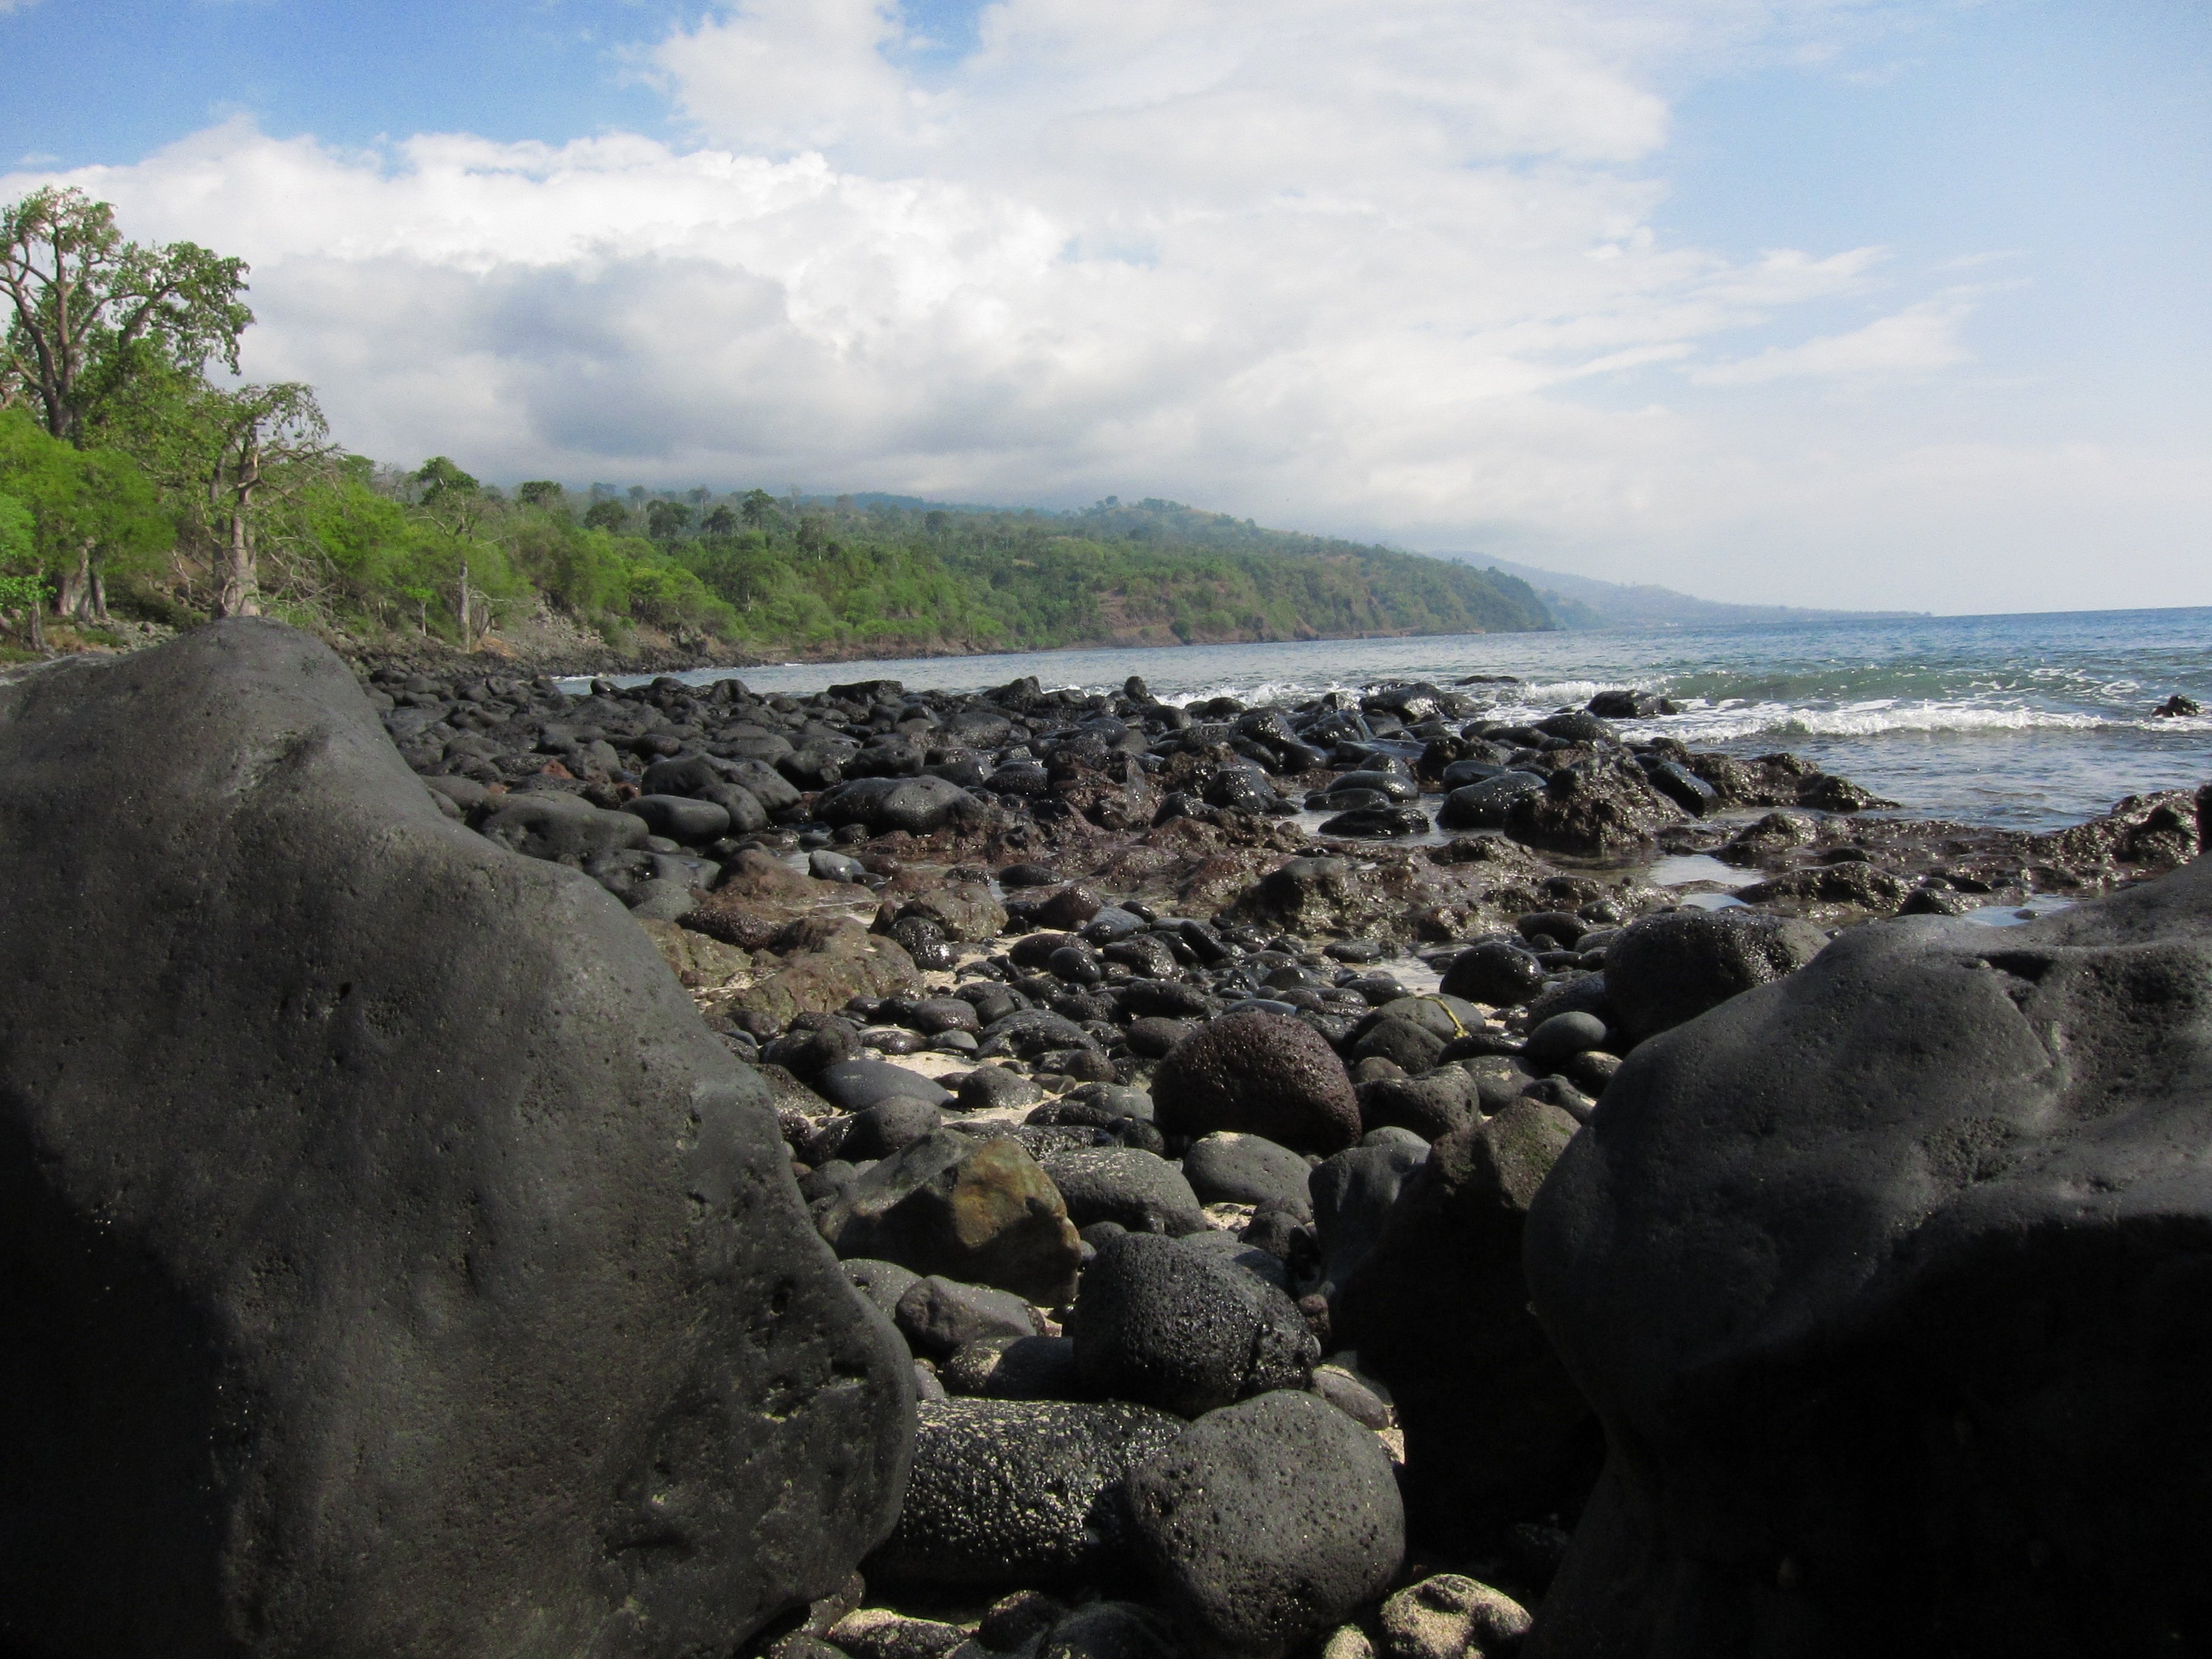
[3,0,2207,611]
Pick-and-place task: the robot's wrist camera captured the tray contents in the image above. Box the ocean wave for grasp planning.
[1623,699,2210,742]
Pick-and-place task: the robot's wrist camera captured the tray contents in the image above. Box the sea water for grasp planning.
[603,606,2211,832]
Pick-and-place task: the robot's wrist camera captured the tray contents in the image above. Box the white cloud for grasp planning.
[1689,297,1974,384]
[1,0,2202,611]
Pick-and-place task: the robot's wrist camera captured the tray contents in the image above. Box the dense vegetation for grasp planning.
[1,189,1552,662]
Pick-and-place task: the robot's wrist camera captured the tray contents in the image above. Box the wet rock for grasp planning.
[1182,1132,1318,1219]
[1153,1011,1361,1155]
[1735,860,1913,912]
[819,1130,1084,1304]
[0,622,912,1655]
[1072,1233,1317,1416]
[1320,806,1431,839]
[1439,940,1546,1007]
[1503,761,1680,858]
[1125,1390,1406,1659]
[955,1065,1044,1113]
[869,1399,1185,1592]
[1036,883,1106,930]
[1641,758,1718,817]
[1602,906,1829,1040]
[1435,771,1546,830]
[890,914,958,971]
[1225,856,1402,940]
[1525,860,2212,1657]
[893,883,1009,943]
[1586,689,1675,720]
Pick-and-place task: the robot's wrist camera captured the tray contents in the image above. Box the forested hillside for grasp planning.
[1,188,1552,663]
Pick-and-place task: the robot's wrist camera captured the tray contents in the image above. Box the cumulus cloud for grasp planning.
[3,0,2199,609]
[1689,297,1974,384]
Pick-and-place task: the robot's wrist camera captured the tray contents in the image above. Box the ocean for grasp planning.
[612,606,2212,832]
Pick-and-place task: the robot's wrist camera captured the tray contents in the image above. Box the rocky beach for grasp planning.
[1,618,2208,1658]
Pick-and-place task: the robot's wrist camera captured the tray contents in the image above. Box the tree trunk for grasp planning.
[57,550,88,620]
[25,595,45,652]
[215,506,260,618]
[90,568,107,622]
[458,557,472,646]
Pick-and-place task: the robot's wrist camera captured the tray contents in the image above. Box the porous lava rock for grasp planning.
[0,622,913,1658]
[1152,1012,1361,1155]
[868,1399,1185,1591]
[1072,1233,1316,1417]
[1525,856,2212,1658]
[1124,1390,1406,1659]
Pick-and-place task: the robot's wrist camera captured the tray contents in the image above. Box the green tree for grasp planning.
[646,499,693,540]
[195,383,330,618]
[414,455,478,504]
[515,480,564,509]
[739,488,776,529]
[0,187,252,446]
[701,503,737,537]
[0,488,40,646]
[0,407,172,625]
[583,499,629,532]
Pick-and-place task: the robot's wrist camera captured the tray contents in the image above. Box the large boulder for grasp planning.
[1124,1390,1406,1659]
[1525,856,2212,1658]
[868,1399,1184,1591]
[0,622,913,1657]
[1600,905,1828,1041]
[1335,1099,1596,1550]
[1153,1012,1361,1155]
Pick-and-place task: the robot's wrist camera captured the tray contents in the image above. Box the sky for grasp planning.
[2,0,2207,613]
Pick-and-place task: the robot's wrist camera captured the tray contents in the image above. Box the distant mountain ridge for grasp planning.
[1447,554,1923,629]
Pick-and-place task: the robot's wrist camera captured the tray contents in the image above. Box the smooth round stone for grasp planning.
[1522,1011,1609,1072]
[863,1027,925,1056]
[931,1030,981,1054]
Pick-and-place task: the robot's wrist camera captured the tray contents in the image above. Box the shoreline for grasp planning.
[10,621,2209,1654]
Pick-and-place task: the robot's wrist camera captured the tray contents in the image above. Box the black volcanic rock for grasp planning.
[0,622,913,1658]
[1526,856,2212,1658]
